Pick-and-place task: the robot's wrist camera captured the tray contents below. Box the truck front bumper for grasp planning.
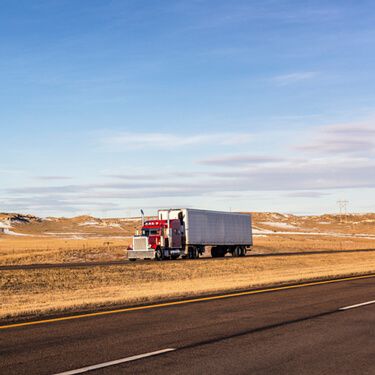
[127,249,155,260]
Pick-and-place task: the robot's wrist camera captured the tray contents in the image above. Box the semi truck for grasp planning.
[128,208,252,261]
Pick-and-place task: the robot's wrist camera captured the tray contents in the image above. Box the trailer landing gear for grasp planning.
[211,246,226,258]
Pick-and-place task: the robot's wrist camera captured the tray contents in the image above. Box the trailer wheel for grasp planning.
[155,247,163,261]
[211,247,218,258]
[240,247,246,257]
[232,246,241,257]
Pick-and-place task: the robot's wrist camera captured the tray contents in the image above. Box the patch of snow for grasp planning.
[107,223,122,228]
[0,220,11,229]
[78,221,122,228]
[252,227,274,234]
[78,221,100,226]
[252,229,375,239]
[45,232,87,235]
[260,222,298,229]
[4,229,29,236]
[270,214,282,219]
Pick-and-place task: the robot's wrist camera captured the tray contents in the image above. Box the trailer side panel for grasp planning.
[158,208,252,246]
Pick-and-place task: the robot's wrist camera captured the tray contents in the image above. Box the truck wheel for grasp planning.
[155,248,163,261]
[240,247,246,257]
[188,247,198,259]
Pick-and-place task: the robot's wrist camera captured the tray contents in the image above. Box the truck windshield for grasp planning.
[142,228,160,236]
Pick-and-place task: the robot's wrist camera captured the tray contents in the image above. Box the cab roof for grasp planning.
[143,219,178,228]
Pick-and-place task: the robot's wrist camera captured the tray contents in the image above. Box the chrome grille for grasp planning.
[133,236,148,250]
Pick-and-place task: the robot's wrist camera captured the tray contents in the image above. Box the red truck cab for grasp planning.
[142,219,182,249]
[128,218,184,260]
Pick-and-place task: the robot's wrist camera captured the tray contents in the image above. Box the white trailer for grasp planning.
[159,208,252,245]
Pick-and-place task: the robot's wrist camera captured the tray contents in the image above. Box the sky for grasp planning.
[1,0,375,217]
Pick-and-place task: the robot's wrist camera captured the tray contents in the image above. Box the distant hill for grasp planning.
[1,211,375,238]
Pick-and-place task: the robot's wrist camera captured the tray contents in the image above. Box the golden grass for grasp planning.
[1,251,375,321]
[254,234,375,253]
[0,237,131,265]
[1,234,374,266]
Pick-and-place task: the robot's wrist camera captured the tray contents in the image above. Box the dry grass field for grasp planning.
[1,211,374,322]
[0,237,132,265]
[1,252,375,321]
[254,234,375,254]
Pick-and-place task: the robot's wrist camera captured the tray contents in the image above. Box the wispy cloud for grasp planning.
[34,176,72,181]
[0,168,25,175]
[104,171,202,180]
[0,195,122,215]
[198,154,282,166]
[271,71,318,86]
[298,121,375,155]
[5,118,375,216]
[284,191,330,198]
[5,158,375,200]
[101,132,254,150]
[181,3,341,31]
[210,161,375,191]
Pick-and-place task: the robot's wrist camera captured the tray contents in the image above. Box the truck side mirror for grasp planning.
[178,212,184,225]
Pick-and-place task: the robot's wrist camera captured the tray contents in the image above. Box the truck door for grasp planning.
[171,221,182,248]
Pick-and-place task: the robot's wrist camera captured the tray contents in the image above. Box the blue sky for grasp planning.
[1,0,375,217]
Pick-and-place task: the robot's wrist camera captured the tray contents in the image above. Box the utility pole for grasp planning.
[337,200,349,223]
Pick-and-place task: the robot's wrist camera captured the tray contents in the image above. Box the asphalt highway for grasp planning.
[1,275,374,374]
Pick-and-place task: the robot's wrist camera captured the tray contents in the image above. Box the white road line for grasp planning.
[53,348,176,375]
[339,300,375,311]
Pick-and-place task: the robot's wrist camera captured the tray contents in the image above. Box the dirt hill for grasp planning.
[1,211,374,239]
[0,213,141,238]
